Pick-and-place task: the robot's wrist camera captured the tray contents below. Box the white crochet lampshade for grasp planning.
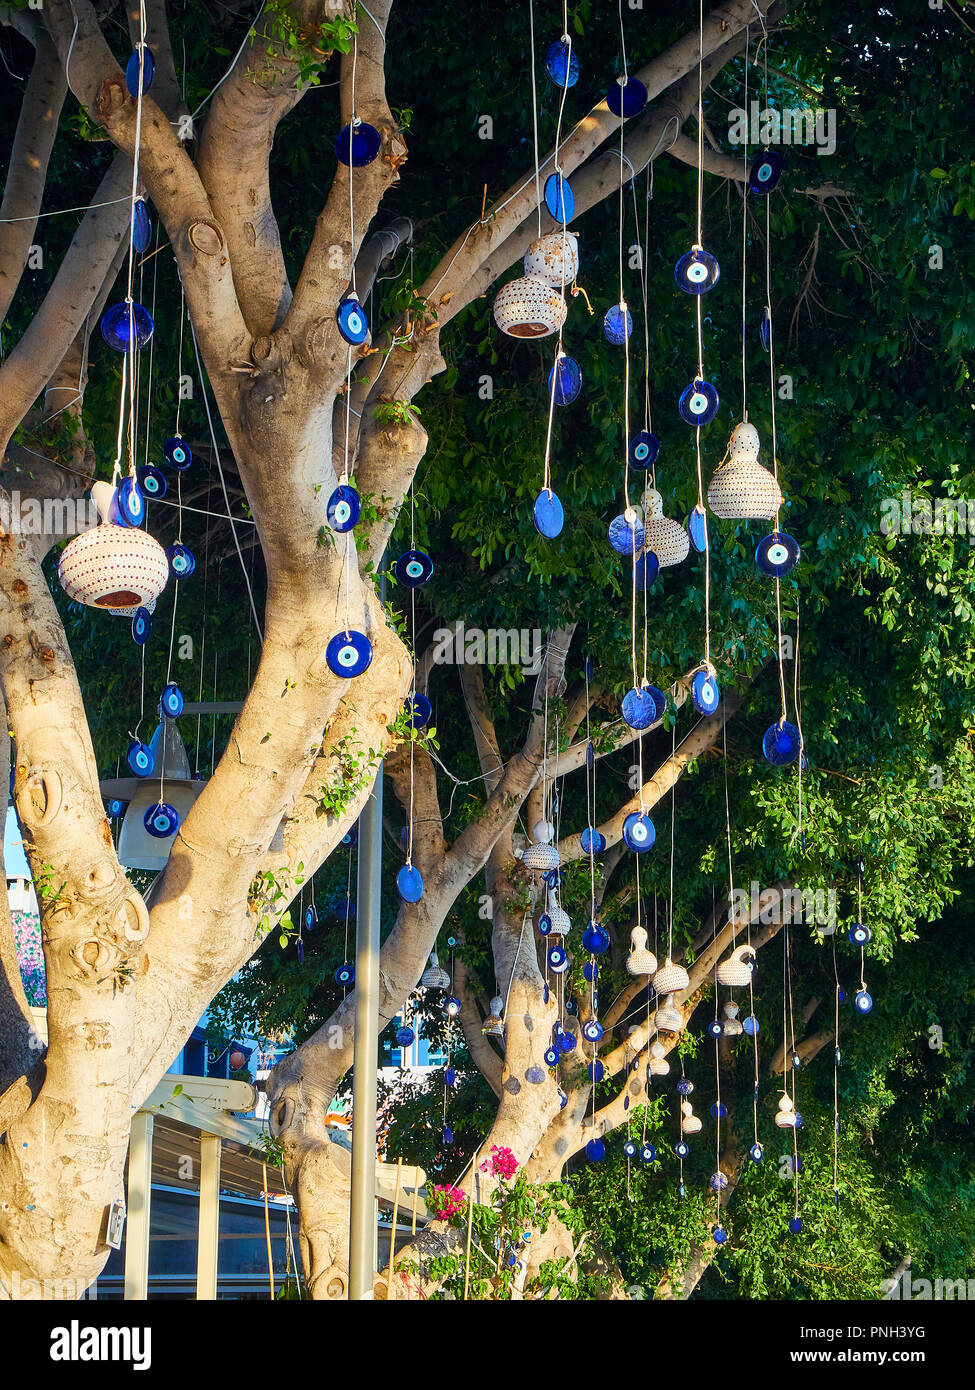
[715,944,755,987]
[58,482,169,610]
[421,954,450,990]
[707,457,782,520]
[643,515,690,568]
[652,958,689,994]
[547,905,571,936]
[654,994,684,1032]
[493,275,567,339]
[523,842,561,871]
[108,596,157,619]
[626,926,657,976]
[523,231,579,288]
[681,1113,703,1135]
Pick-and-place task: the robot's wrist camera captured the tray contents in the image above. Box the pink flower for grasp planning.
[430,1183,467,1219]
[479,1144,518,1180]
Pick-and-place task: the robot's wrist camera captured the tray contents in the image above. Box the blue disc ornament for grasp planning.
[163,436,192,470]
[132,199,152,254]
[342,825,358,848]
[623,1138,638,1159]
[707,1019,723,1038]
[677,1079,694,1096]
[558,1030,576,1053]
[675,248,720,295]
[582,921,610,954]
[101,302,154,352]
[113,476,145,529]
[687,505,708,553]
[136,464,167,499]
[588,1060,604,1083]
[622,685,662,730]
[756,531,800,578]
[107,798,126,818]
[335,962,355,986]
[742,1014,760,1036]
[639,1142,657,1164]
[849,922,872,946]
[397,863,424,903]
[161,683,184,719]
[547,944,569,974]
[582,1019,604,1043]
[125,45,155,98]
[533,488,564,539]
[710,1103,728,1121]
[606,75,647,118]
[713,1227,728,1245]
[545,38,579,88]
[549,355,582,405]
[628,430,659,469]
[395,1025,414,1047]
[788,1217,803,1235]
[623,812,655,853]
[126,739,154,778]
[543,1046,559,1067]
[634,550,660,590]
[675,1140,690,1158]
[749,149,785,195]
[335,119,381,167]
[336,296,369,345]
[760,306,772,352]
[749,1142,765,1164]
[603,303,633,345]
[326,629,373,678]
[144,801,178,838]
[585,1138,606,1163]
[131,608,153,645]
[609,512,645,555]
[326,485,360,532]
[537,913,552,937]
[166,543,196,579]
[582,962,598,983]
[691,668,720,716]
[544,173,574,223]
[679,378,719,427]
[394,549,434,587]
[855,989,874,1015]
[303,905,318,931]
[580,827,606,855]
[406,692,433,729]
[763,720,802,766]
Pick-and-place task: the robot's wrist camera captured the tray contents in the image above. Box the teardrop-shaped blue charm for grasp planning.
[397,863,424,902]
[544,172,574,223]
[132,198,152,254]
[125,45,155,98]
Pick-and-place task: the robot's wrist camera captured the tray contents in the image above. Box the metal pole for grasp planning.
[349,759,383,1299]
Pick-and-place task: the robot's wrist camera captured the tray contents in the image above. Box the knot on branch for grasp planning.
[94,77,127,127]
[186,219,227,260]
[251,332,294,373]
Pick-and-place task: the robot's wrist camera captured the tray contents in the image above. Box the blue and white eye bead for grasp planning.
[532,488,564,539]
[397,864,424,902]
[582,1019,604,1043]
[854,989,873,1015]
[678,378,719,426]
[136,464,167,498]
[342,825,358,848]
[755,531,800,578]
[791,1051,802,1069]
[303,905,318,931]
[588,1060,604,1082]
[326,629,373,678]
[675,248,720,295]
[623,1138,638,1159]
[132,608,152,645]
[335,119,382,167]
[606,75,647,118]
[713,1226,728,1245]
[639,1143,657,1164]
[710,1103,728,1120]
[166,543,196,579]
[335,962,355,986]
[608,512,645,555]
[537,913,552,937]
[143,801,179,838]
[675,1141,690,1159]
[585,1138,606,1163]
[749,149,785,195]
[125,44,155,97]
[547,944,569,974]
[749,1142,764,1163]
[834,1047,842,1066]
[544,172,574,223]
[326,485,360,532]
[444,996,462,1018]
[107,798,126,818]
[126,739,154,777]
[708,1019,723,1038]
[849,922,872,945]
[628,430,659,469]
[161,683,184,719]
[559,1030,576,1053]
[580,827,606,855]
[115,477,145,528]
[406,692,433,729]
[691,669,720,716]
[101,302,154,352]
[623,812,655,853]
[163,437,192,470]
[543,867,564,888]
[603,303,633,345]
[544,1046,559,1067]
[394,550,434,587]
[336,296,369,345]
[763,720,802,766]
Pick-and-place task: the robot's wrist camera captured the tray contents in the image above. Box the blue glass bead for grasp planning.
[101,302,154,351]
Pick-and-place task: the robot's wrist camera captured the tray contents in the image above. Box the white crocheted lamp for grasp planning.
[493,275,567,339]
[626,926,657,976]
[524,231,579,287]
[58,482,169,610]
[715,944,756,987]
[652,958,689,995]
[707,456,782,520]
[523,842,561,871]
[643,515,690,568]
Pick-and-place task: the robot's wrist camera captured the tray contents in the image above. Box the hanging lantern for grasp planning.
[483,996,505,1038]
[626,926,657,977]
[642,515,690,568]
[681,1101,702,1135]
[546,904,571,936]
[775,1093,797,1128]
[652,958,689,995]
[421,954,450,990]
[654,993,685,1032]
[715,944,756,987]
[99,718,205,870]
[493,275,567,339]
[58,482,169,611]
[523,842,561,871]
[707,457,782,520]
[648,1056,670,1077]
[722,1001,744,1037]
[524,231,579,288]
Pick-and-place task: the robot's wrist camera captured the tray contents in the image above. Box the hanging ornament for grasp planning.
[326,485,360,532]
[755,530,800,578]
[126,739,154,778]
[396,863,424,903]
[762,719,802,766]
[626,927,657,976]
[160,683,184,719]
[125,44,155,97]
[483,997,505,1038]
[493,276,566,339]
[336,295,370,345]
[163,436,192,470]
[742,1014,760,1036]
[608,509,645,555]
[394,549,434,587]
[690,664,720,716]
[606,75,647,117]
[643,514,690,568]
[678,377,719,427]
[579,827,606,855]
[543,172,575,223]
[405,693,433,730]
[686,505,708,553]
[524,231,579,287]
[854,988,873,1015]
[707,423,781,518]
[721,1002,744,1037]
[421,954,450,990]
[143,801,179,838]
[680,1101,702,1135]
[166,542,196,579]
[335,962,355,987]
[621,683,664,730]
[654,993,684,1032]
[58,483,169,611]
[544,37,579,88]
[652,959,689,995]
[325,629,373,679]
[634,550,660,590]
[136,464,167,499]
[849,921,872,946]
[532,488,565,539]
[675,247,720,295]
[581,920,610,954]
[335,119,382,167]
[749,149,785,195]
[548,354,582,406]
[132,197,152,254]
[546,943,569,974]
[523,841,561,872]
[100,302,154,352]
[622,812,655,853]
[602,302,633,345]
[715,944,756,987]
[629,431,659,469]
[759,306,772,352]
[775,1093,797,1128]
